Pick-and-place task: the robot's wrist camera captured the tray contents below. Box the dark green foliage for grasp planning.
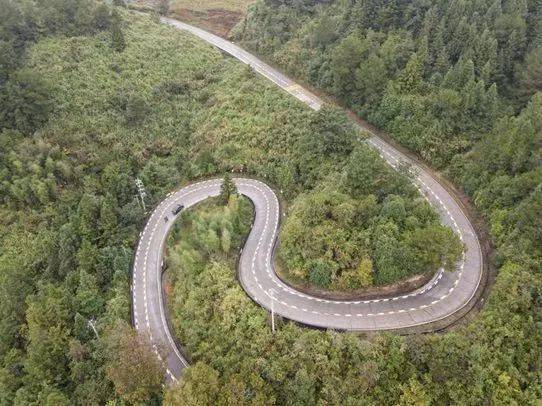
[0,69,52,134]
[165,362,220,404]
[111,88,148,124]
[110,14,126,53]
[156,0,170,16]
[450,93,542,267]
[168,195,252,264]
[4,11,394,402]
[344,144,409,198]
[165,184,540,404]
[237,0,541,166]
[278,178,459,288]
[306,105,355,157]
[517,47,542,104]
[218,173,237,205]
[123,93,148,125]
[405,224,463,273]
[0,1,540,404]
[308,260,332,287]
[0,0,116,134]
[155,80,190,96]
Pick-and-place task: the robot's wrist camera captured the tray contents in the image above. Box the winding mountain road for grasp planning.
[131,16,484,382]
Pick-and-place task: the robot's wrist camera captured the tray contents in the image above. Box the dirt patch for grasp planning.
[163,274,173,297]
[171,8,243,37]
[129,0,245,37]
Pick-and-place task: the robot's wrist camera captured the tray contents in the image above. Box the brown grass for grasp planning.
[132,0,254,37]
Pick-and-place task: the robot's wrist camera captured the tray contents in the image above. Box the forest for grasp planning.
[0,0,540,404]
[236,0,542,281]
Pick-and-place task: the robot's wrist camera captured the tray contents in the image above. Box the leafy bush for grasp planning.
[0,69,52,135]
[308,260,332,288]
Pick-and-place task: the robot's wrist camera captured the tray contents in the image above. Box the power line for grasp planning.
[135,178,147,212]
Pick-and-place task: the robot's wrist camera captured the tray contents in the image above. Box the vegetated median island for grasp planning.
[164,183,254,347]
[277,144,462,296]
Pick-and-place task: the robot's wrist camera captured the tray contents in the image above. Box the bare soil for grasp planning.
[129,0,245,37]
[171,8,243,37]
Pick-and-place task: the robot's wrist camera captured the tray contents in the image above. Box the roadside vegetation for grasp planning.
[237,0,542,401]
[0,0,539,404]
[0,1,457,403]
[164,192,255,360]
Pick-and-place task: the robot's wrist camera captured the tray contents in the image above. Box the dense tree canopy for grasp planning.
[279,173,462,289]
[237,0,541,165]
[0,0,540,404]
[4,6,443,402]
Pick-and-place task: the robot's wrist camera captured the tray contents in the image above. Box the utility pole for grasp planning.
[269,288,276,333]
[87,318,99,339]
[135,178,147,212]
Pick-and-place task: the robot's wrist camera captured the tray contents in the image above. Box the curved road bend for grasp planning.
[132,17,484,381]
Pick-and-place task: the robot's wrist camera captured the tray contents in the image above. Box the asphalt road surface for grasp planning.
[131,16,484,382]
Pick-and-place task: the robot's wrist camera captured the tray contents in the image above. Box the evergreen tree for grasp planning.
[0,40,17,86]
[330,33,366,98]
[435,46,451,76]
[1,69,52,135]
[110,13,125,53]
[77,194,99,241]
[474,28,498,82]
[24,284,72,393]
[397,51,425,93]
[156,0,170,16]
[306,105,356,157]
[99,193,118,240]
[75,270,104,317]
[517,47,542,103]
[218,174,237,205]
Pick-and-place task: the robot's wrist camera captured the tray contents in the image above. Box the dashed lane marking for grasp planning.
[133,173,474,383]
